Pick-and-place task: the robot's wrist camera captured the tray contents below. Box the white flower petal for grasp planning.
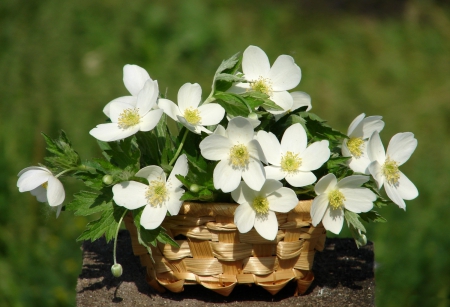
[123,64,151,96]
[167,154,189,188]
[139,109,163,132]
[140,204,167,230]
[158,98,182,122]
[269,55,301,91]
[386,132,417,166]
[247,139,266,163]
[234,203,256,234]
[299,140,330,171]
[256,131,281,166]
[254,211,278,240]
[227,117,254,144]
[347,113,365,136]
[231,181,245,204]
[259,179,283,196]
[314,173,337,195]
[178,116,201,134]
[268,91,293,113]
[242,46,271,80]
[46,176,65,207]
[322,207,344,234]
[397,171,419,200]
[213,160,242,193]
[285,171,317,187]
[55,204,63,218]
[200,135,232,161]
[213,125,226,136]
[291,91,312,112]
[135,165,165,183]
[112,181,148,210]
[281,123,307,155]
[336,175,370,189]
[384,182,406,210]
[30,186,48,202]
[136,79,159,115]
[197,103,225,125]
[341,188,375,213]
[368,161,384,189]
[103,96,136,118]
[17,168,51,192]
[166,187,184,215]
[311,194,329,226]
[242,160,265,191]
[347,150,372,175]
[178,83,202,111]
[264,166,285,180]
[89,123,139,142]
[267,187,298,213]
[367,131,386,164]
[359,116,385,139]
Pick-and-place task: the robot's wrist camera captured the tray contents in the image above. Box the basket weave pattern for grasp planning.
[124,199,326,296]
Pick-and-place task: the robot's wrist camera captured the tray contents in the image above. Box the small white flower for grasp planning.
[367,131,418,209]
[342,113,385,174]
[199,117,266,193]
[257,123,330,187]
[231,179,298,240]
[229,45,301,113]
[90,79,163,142]
[158,83,225,134]
[103,65,153,117]
[273,91,312,121]
[112,155,188,229]
[17,166,65,217]
[311,174,376,234]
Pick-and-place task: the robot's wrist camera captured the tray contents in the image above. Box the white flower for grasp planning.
[112,155,188,229]
[158,83,225,134]
[231,179,298,240]
[90,79,163,142]
[273,91,312,121]
[256,123,330,187]
[199,117,266,193]
[103,65,153,117]
[311,174,376,234]
[17,166,65,217]
[367,131,418,209]
[229,45,301,113]
[342,113,385,174]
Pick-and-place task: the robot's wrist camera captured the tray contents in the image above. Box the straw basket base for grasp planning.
[124,200,326,297]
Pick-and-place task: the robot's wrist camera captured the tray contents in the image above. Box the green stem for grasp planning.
[113,209,128,265]
[169,128,189,166]
[54,169,74,178]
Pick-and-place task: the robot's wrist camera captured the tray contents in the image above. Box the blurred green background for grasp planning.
[1,0,449,306]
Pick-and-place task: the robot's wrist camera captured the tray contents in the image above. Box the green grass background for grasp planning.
[1,1,449,306]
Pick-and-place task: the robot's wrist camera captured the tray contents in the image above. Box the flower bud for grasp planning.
[102,175,113,185]
[111,263,123,277]
[356,234,367,246]
[190,184,200,193]
[247,112,258,120]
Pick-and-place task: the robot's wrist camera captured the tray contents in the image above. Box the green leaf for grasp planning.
[77,203,127,242]
[359,210,387,223]
[157,230,179,248]
[66,189,113,216]
[42,131,80,171]
[215,73,246,83]
[214,92,250,117]
[344,210,366,233]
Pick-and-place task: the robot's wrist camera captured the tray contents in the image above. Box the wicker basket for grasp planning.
[123,199,326,296]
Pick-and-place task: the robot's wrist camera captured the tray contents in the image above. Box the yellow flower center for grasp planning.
[382,157,400,185]
[145,180,168,206]
[347,137,365,158]
[328,189,346,210]
[250,77,273,96]
[42,182,48,189]
[230,144,249,168]
[280,151,302,173]
[183,108,201,125]
[118,108,141,129]
[252,196,270,215]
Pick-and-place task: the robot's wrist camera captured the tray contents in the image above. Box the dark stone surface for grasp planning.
[77,231,374,306]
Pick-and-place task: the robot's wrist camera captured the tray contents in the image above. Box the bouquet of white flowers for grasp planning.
[17,45,418,296]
